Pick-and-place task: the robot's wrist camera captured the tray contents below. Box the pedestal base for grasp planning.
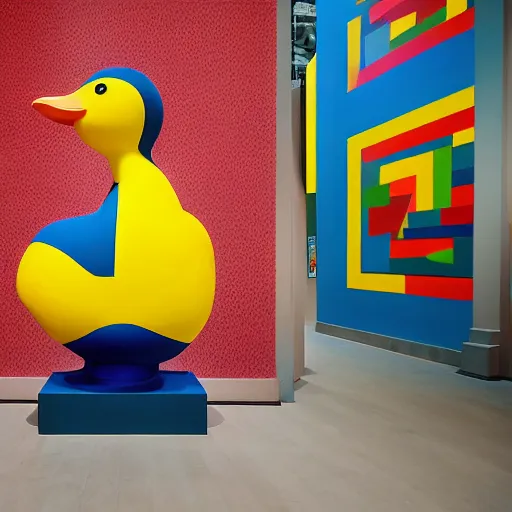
[38,371,207,435]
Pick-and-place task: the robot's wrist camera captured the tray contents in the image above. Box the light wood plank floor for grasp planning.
[1,327,512,512]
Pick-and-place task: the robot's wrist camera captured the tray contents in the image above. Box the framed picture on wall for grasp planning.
[308,235,317,278]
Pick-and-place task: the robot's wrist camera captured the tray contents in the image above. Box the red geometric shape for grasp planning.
[415,0,447,23]
[405,276,473,300]
[362,107,474,163]
[440,205,474,225]
[369,194,412,238]
[390,176,416,212]
[358,8,474,88]
[370,0,419,23]
[390,238,453,258]
[451,185,474,207]
[370,0,446,25]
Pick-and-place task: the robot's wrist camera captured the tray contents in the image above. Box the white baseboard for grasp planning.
[0,378,44,401]
[201,378,279,403]
[0,377,280,403]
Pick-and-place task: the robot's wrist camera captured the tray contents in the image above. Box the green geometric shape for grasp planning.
[306,193,317,237]
[433,146,452,209]
[427,249,454,264]
[362,184,390,208]
[390,8,447,50]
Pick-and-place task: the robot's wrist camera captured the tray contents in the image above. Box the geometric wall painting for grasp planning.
[347,86,474,300]
[348,0,474,91]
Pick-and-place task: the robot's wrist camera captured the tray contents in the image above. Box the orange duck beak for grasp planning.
[32,94,86,126]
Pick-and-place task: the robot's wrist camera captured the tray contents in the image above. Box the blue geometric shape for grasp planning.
[38,371,207,435]
[65,324,189,392]
[389,257,472,278]
[403,224,473,239]
[365,25,391,67]
[360,8,387,69]
[361,161,381,189]
[83,68,164,163]
[453,237,473,276]
[361,6,382,38]
[452,167,474,187]
[408,209,441,228]
[452,142,474,171]
[32,185,118,277]
[361,207,390,273]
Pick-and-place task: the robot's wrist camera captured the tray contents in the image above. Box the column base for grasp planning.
[459,328,500,379]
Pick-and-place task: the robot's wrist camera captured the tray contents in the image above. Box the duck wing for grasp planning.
[31,184,119,277]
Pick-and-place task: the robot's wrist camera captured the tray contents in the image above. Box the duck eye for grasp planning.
[95,83,107,95]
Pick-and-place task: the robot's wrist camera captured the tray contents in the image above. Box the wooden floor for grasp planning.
[1,327,512,511]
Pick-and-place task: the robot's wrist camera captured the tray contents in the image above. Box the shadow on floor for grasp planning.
[26,407,38,427]
[207,406,225,429]
[294,379,309,391]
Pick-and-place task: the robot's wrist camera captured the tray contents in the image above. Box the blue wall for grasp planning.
[316,1,475,350]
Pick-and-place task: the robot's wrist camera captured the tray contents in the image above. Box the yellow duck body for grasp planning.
[16,69,215,375]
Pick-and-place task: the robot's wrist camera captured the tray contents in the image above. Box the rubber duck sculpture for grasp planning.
[17,68,216,392]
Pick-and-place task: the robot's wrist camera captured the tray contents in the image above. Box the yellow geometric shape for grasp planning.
[390,12,417,40]
[347,16,362,92]
[453,127,475,147]
[398,213,408,239]
[380,152,434,212]
[346,86,475,293]
[306,54,317,194]
[446,0,468,20]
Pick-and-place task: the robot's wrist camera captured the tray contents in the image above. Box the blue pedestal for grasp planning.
[38,371,207,435]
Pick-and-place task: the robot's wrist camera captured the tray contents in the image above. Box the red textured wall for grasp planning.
[0,0,276,378]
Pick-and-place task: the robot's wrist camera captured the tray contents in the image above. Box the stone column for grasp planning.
[502,2,512,379]
[460,0,507,378]
[276,0,297,402]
